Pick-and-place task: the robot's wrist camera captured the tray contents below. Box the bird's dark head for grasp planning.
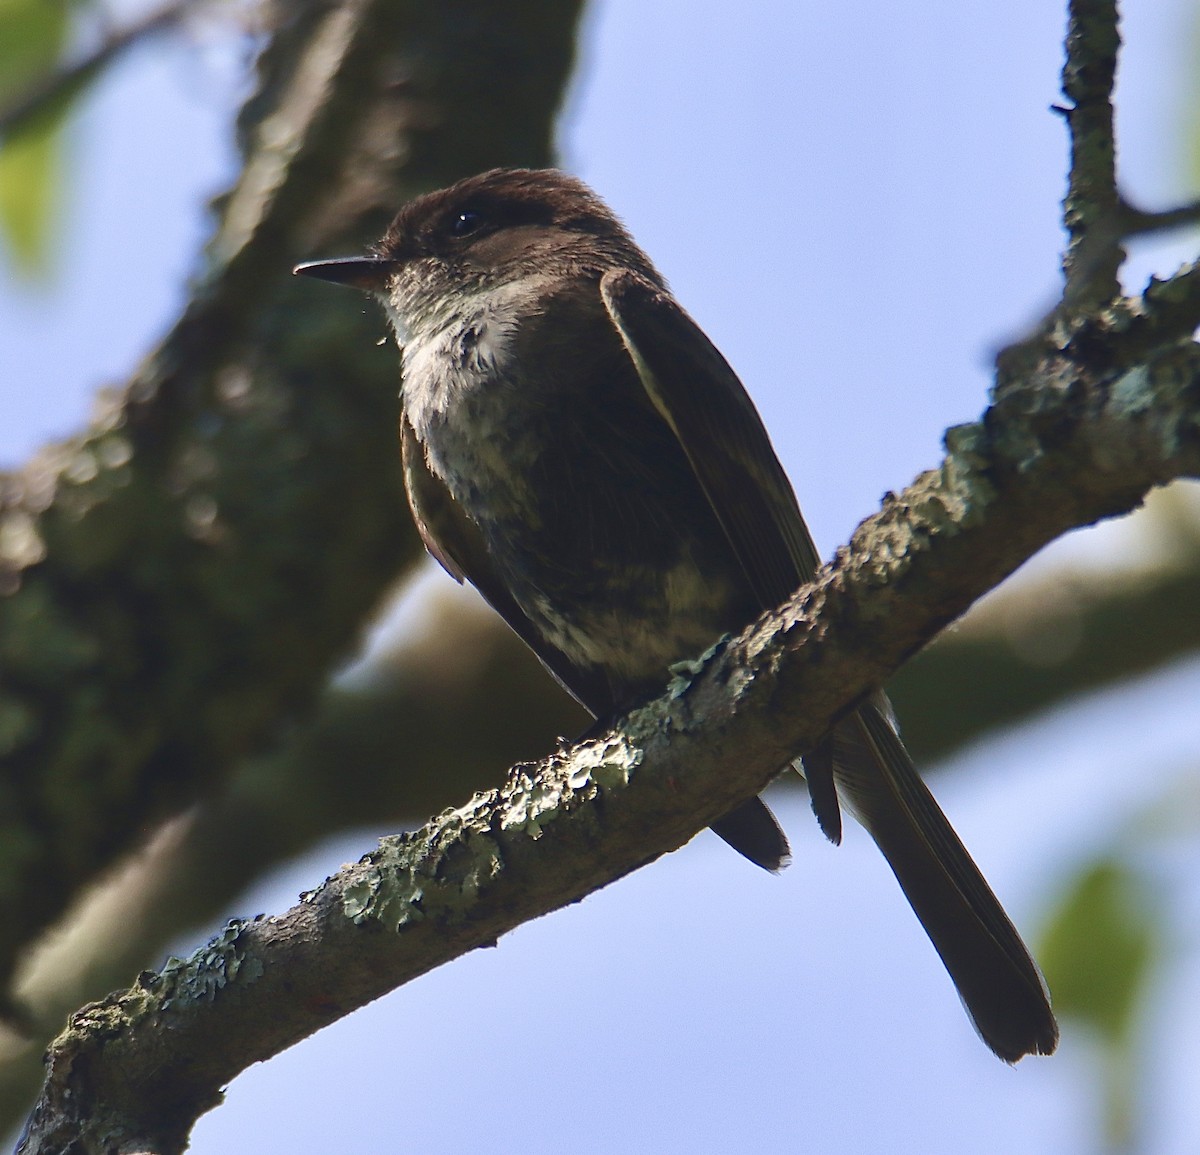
[294,169,662,328]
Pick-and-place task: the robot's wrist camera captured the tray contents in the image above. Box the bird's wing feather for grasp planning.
[600,269,840,841]
[600,270,821,603]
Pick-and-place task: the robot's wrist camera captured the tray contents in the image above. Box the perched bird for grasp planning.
[295,167,1058,1061]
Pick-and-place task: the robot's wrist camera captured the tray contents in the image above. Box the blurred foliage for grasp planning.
[891,561,1200,765]
[0,0,73,274]
[1040,857,1160,1152]
[1040,857,1158,1043]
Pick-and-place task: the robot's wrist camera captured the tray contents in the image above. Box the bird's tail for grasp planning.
[831,697,1059,1062]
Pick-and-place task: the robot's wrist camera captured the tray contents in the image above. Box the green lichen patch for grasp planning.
[1108,365,1153,418]
[341,731,650,935]
[144,918,266,1010]
[341,827,502,932]
[666,635,727,698]
[343,864,420,930]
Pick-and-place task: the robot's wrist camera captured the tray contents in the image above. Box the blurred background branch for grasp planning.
[0,0,194,143]
[0,0,586,1125]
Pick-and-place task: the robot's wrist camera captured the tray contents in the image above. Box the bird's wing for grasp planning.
[600,269,1057,1061]
[402,358,791,873]
[599,271,821,604]
[599,268,840,840]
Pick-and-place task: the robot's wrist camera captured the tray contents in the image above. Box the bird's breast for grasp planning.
[399,293,542,525]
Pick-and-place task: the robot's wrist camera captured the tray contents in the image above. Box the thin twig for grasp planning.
[1118,195,1200,240]
[0,0,197,140]
[1060,0,1122,309]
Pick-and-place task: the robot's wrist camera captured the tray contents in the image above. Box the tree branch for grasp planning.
[1060,0,1122,309]
[20,502,1200,1126]
[18,275,1200,1151]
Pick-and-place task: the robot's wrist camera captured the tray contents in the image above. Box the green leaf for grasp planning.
[1039,857,1160,1151]
[0,104,65,273]
[1038,857,1157,1045]
[0,0,68,99]
[0,0,71,274]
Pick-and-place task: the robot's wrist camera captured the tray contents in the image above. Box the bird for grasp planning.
[295,167,1058,1061]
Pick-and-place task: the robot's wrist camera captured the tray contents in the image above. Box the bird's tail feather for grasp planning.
[833,699,1059,1062]
[710,796,791,872]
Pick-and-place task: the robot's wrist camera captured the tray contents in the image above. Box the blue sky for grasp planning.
[3,1,1200,1151]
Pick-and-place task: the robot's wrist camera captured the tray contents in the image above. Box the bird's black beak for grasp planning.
[293,256,397,292]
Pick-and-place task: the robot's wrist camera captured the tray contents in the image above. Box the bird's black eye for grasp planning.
[449,209,484,237]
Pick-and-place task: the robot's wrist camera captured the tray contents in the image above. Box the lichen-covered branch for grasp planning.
[15,492,1200,1125]
[17,276,1200,1151]
[1060,0,1122,308]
